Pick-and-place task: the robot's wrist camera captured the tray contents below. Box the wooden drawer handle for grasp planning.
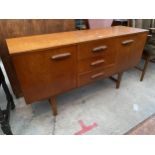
[92,45,107,52]
[91,72,104,79]
[122,39,134,45]
[90,59,105,66]
[51,53,71,60]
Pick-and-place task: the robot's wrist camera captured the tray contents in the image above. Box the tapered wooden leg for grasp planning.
[49,97,58,116]
[116,72,123,89]
[109,72,123,89]
[140,57,150,81]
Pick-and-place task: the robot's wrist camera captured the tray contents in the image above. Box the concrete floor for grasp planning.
[0,59,155,135]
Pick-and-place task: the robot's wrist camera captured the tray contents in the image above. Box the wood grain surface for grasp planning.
[6,26,148,55]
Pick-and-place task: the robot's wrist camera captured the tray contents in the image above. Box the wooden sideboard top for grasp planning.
[6,26,148,55]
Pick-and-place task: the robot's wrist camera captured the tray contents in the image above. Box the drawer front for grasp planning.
[78,67,115,87]
[77,38,117,60]
[12,46,77,103]
[116,33,147,71]
[78,54,116,74]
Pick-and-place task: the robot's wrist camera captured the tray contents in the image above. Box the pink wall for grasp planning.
[88,19,113,29]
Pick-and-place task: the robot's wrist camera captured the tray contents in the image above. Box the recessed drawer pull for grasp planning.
[92,45,107,52]
[51,53,71,60]
[122,39,134,45]
[90,59,105,66]
[91,72,104,79]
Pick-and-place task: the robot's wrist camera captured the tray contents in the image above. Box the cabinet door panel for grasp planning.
[12,46,77,103]
[116,33,147,71]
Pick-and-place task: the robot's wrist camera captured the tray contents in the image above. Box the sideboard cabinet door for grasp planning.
[116,33,147,72]
[12,46,77,103]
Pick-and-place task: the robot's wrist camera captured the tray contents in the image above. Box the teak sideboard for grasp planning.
[6,26,148,116]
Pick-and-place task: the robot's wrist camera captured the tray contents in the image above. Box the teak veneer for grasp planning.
[6,26,148,115]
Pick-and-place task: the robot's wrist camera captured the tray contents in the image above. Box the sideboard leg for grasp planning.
[116,72,123,89]
[140,57,150,81]
[49,97,58,116]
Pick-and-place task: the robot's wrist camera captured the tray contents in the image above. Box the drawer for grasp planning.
[78,67,114,87]
[12,45,77,103]
[78,54,116,74]
[77,38,117,60]
[116,33,147,71]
